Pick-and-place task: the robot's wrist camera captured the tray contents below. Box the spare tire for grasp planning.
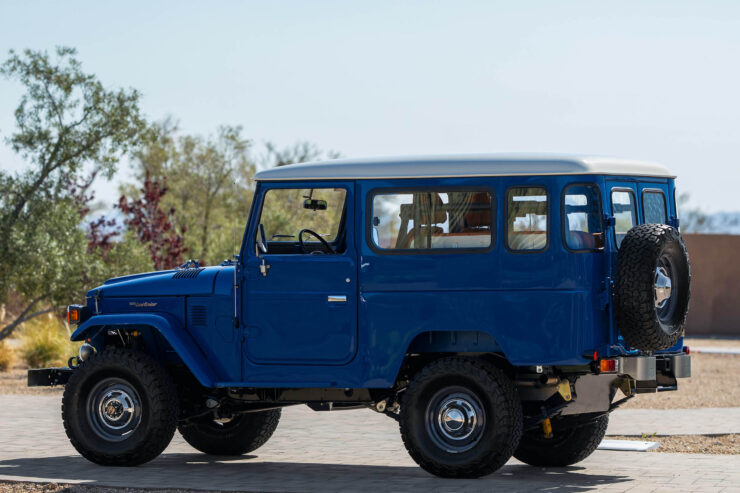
[615,224,690,351]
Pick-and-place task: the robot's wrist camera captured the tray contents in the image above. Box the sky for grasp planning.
[0,0,739,212]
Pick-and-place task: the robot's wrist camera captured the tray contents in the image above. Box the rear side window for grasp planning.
[506,187,548,251]
[563,184,604,251]
[611,189,636,248]
[371,190,493,251]
[643,190,667,224]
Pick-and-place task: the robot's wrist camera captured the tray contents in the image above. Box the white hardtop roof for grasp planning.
[253,154,674,181]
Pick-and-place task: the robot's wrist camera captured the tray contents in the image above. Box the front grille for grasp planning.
[190,305,207,327]
[173,268,205,279]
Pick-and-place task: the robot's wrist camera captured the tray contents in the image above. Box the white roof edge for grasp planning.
[254,154,675,181]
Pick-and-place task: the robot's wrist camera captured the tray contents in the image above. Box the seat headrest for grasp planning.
[415,193,447,224]
[464,192,491,228]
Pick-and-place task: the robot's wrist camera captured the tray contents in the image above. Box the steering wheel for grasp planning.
[298,229,335,254]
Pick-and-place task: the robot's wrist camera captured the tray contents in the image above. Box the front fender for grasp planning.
[71,313,218,388]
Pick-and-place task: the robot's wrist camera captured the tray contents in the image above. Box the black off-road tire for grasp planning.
[62,348,178,466]
[616,224,691,351]
[399,357,523,478]
[514,414,609,467]
[178,409,281,456]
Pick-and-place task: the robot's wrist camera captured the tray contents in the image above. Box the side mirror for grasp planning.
[256,223,268,255]
[303,199,327,211]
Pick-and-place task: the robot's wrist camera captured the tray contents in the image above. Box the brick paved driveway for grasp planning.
[1,395,738,492]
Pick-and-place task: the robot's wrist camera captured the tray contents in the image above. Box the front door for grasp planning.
[243,182,357,365]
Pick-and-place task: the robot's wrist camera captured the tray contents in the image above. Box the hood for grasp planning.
[90,266,224,298]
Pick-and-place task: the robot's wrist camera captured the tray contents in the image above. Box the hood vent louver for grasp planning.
[173,268,205,279]
[190,305,207,327]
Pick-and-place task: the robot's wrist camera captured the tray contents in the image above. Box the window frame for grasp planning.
[366,186,496,255]
[255,184,350,255]
[504,185,550,254]
[610,187,637,249]
[561,182,605,254]
[642,188,668,225]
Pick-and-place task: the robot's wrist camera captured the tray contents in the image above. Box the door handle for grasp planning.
[328,295,347,303]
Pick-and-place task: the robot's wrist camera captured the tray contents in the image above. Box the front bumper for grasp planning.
[27,367,74,387]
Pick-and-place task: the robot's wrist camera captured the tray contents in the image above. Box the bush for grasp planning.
[0,340,13,371]
[20,316,80,368]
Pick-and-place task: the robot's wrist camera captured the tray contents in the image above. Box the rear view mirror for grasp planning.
[256,223,268,255]
[303,199,327,211]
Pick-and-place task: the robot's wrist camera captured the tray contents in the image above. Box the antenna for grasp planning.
[233,178,239,327]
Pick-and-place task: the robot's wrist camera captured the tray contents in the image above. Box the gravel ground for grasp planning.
[618,353,740,409]
[605,434,739,455]
[0,483,211,493]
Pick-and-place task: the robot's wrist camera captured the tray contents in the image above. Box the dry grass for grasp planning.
[0,339,14,371]
[18,316,80,369]
[606,434,739,455]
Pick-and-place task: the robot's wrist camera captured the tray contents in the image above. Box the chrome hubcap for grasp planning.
[99,390,136,429]
[87,378,142,442]
[654,266,672,308]
[437,397,478,440]
[426,388,485,453]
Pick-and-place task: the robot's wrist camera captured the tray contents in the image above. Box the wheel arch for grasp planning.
[395,330,512,384]
[71,313,218,387]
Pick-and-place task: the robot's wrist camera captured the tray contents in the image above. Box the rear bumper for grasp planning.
[618,353,690,393]
[27,367,74,387]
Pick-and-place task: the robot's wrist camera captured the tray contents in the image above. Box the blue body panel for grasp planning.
[78,173,679,389]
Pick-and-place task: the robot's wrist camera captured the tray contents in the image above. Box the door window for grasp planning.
[370,190,493,251]
[643,190,667,224]
[563,184,604,251]
[507,187,548,252]
[259,187,346,251]
[611,189,636,248]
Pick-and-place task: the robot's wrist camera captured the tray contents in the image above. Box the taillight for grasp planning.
[599,359,618,373]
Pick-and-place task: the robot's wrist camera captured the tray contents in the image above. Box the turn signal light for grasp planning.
[66,305,89,325]
[67,306,80,324]
[599,359,618,373]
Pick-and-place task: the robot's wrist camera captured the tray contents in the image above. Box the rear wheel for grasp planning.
[178,410,281,456]
[399,357,522,478]
[62,349,178,466]
[514,414,609,467]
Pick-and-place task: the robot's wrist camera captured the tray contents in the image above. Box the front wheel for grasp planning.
[62,349,178,466]
[399,357,523,478]
[514,414,609,467]
[178,409,281,456]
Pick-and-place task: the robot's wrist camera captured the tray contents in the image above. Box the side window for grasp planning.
[643,190,667,224]
[506,187,548,252]
[611,189,636,248]
[259,188,346,251]
[563,184,604,251]
[371,190,493,251]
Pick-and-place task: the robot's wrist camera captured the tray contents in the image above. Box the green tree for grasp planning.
[0,47,146,340]
[262,141,341,167]
[129,120,255,265]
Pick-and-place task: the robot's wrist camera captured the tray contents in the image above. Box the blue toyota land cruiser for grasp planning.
[30,154,691,478]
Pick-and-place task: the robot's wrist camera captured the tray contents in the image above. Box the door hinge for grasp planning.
[600,277,613,309]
